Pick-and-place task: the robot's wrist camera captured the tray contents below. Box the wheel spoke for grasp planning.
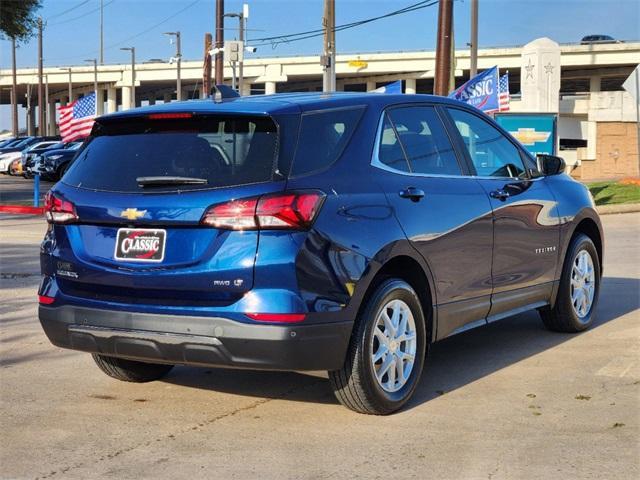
[386,357,397,387]
[376,354,394,382]
[372,344,387,363]
[374,326,390,347]
[380,310,395,336]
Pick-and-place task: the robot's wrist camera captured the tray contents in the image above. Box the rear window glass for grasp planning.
[63,115,278,193]
[290,107,364,177]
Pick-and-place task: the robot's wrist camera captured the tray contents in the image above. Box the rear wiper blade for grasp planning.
[136,176,208,187]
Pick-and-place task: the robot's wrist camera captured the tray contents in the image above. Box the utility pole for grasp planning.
[434,0,453,96]
[215,0,224,84]
[164,32,182,100]
[11,38,18,137]
[203,33,213,97]
[322,0,336,92]
[45,74,50,135]
[99,0,104,64]
[120,47,136,108]
[469,0,478,77]
[37,17,45,136]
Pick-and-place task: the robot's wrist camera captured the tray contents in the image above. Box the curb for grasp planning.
[596,204,640,215]
[0,205,44,215]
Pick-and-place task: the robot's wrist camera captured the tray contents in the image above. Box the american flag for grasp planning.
[498,73,510,111]
[58,92,96,142]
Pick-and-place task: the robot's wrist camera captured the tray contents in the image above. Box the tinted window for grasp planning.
[386,106,461,175]
[448,108,526,178]
[291,107,364,176]
[377,114,411,172]
[63,115,278,193]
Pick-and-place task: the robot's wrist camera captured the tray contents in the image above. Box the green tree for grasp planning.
[0,0,42,41]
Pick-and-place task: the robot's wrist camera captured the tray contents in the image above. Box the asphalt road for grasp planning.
[1,213,638,480]
[0,174,53,206]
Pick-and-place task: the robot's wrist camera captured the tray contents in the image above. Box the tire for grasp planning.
[92,354,174,383]
[329,278,427,415]
[540,233,601,332]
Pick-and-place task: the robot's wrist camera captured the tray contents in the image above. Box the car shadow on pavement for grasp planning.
[162,276,639,410]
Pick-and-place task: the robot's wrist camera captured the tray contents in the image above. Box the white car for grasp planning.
[0,151,22,173]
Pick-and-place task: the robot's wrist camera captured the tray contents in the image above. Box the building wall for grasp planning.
[572,122,639,180]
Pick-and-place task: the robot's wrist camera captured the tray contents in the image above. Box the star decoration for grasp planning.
[544,62,554,75]
[525,59,535,79]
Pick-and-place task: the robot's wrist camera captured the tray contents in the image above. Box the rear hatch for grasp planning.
[50,112,284,306]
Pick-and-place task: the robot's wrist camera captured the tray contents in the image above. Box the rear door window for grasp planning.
[376,106,462,176]
[63,115,278,193]
[290,107,364,177]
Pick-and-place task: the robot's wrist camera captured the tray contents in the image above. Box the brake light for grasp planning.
[44,191,78,224]
[246,313,306,323]
[38,295,56,305]
[147,113,193,120]
[201,191,324,231]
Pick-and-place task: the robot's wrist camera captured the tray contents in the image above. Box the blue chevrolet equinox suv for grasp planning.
[39,92,603,414]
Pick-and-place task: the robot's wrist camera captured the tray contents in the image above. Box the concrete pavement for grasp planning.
[0,213,638,480]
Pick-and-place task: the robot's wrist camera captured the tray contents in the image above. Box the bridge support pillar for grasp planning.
[107,87,117,113]
[405,78,416,94]
[366,80,376,92]
[121,86,132,111]
[265,81,276,95]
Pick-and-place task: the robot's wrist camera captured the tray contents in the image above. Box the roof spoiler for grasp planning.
[210,84,240,103]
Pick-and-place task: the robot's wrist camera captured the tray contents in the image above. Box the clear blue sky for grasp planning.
[1,0,639,131]
[2,0,639,68]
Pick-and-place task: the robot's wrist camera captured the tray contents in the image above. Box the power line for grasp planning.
[105,0,201,48]
[250,0,438,47]
[46,0,201,63]
[46,0,92,21]
[48,0,115,26]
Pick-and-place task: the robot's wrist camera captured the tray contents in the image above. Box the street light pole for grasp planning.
[37,17,45,136]
[59,67,73,103]
[120,47,136,108]
[164,32,182,101]
[11,37,18,137]
[85,59,98,114]
[99,0,104,64]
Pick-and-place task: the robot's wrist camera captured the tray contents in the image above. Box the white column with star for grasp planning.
[521,37,561,113]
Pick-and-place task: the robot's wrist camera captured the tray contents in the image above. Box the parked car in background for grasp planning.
[9,158,23,176]
[39,142,83,181]
[21,141,65,177]
[38,93,603,414]
[580,34,620,44]
[0,136,61,172]
[0,138,17,148]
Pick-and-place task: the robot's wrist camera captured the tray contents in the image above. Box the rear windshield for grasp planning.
[63,115,278,193]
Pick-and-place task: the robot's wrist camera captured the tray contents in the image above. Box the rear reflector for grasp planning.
[201,191,325,231]
[38,295,55,305]
[147,113,193,120]
[246,313,306,323]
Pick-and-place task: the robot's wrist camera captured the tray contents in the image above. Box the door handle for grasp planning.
[490,189,510,201]
[399,187,425,202]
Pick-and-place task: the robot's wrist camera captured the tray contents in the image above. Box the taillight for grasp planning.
[201,191,325,231]
[44,191,78,224]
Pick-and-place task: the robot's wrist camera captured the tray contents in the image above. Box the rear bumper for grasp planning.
[39,304,353,371]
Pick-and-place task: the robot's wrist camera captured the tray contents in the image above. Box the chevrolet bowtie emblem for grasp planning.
[509,128,552,146]
[120,208,147,220]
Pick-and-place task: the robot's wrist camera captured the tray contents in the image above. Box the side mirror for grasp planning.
[536,154,566,176]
